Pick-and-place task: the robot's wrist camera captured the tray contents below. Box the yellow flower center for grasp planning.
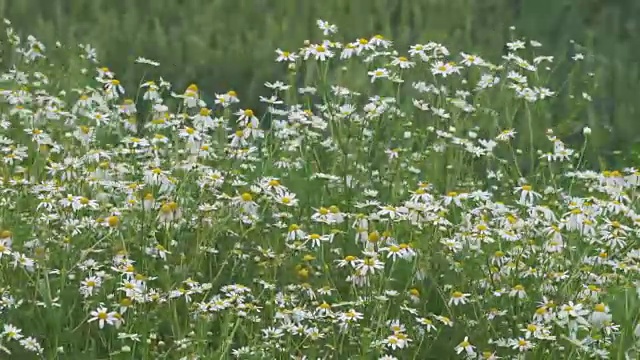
[594,303,606,312]
[518,339,527,347]
[106,216,119,227]
[319,302,331,309]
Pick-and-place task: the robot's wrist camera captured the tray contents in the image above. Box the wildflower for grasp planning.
[338,309,363,325]
[460,52,484,66]
[391,56,415,69]
[455,336,476,356]
[102,214,119,228]
[229,129,249,148]
[514,185,541,204]
[274,192,298,207]
[509,285,527,299]
[88,306,118,329]
[233,192,258,215]
[2,324,23,340]
[275,49,297,62]
[0,237,11,258]
[511,337,534,352]
[380,244,403,260]
[449,291,471,306]
[354,256,385,275]
[480,351,500,359]
[80,275,102,298]
[236,108,259,129]
[311,44,333,61]
[286,224,306,241]
[335,255,358,268]
[19,336,42,353]
[416,317,436,332]
[384,333,411,350]
[589,303,612,328]
[368,68,390,83]
[496,129,517,141]
[558,301,588,320]
[316,19,338,35]
[434,315,454,327]
[431,61,460,77]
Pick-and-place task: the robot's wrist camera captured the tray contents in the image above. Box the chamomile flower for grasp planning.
[89,306,118,329]
[368,68,390,83]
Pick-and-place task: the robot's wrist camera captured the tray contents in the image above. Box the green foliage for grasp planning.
[0,0,638,162]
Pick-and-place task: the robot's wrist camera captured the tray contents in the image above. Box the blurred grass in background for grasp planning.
[0,0,638,168]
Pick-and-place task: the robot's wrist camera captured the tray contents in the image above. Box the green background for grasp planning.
[0,0,639,166]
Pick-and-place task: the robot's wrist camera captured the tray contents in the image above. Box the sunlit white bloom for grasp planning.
[89,306,118,329]
[455,336,476,356]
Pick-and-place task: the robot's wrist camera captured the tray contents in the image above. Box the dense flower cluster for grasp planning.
[0,17,638,359]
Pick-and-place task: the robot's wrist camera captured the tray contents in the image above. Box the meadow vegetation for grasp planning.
[1,0,639,165]
[0,14,639,360]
